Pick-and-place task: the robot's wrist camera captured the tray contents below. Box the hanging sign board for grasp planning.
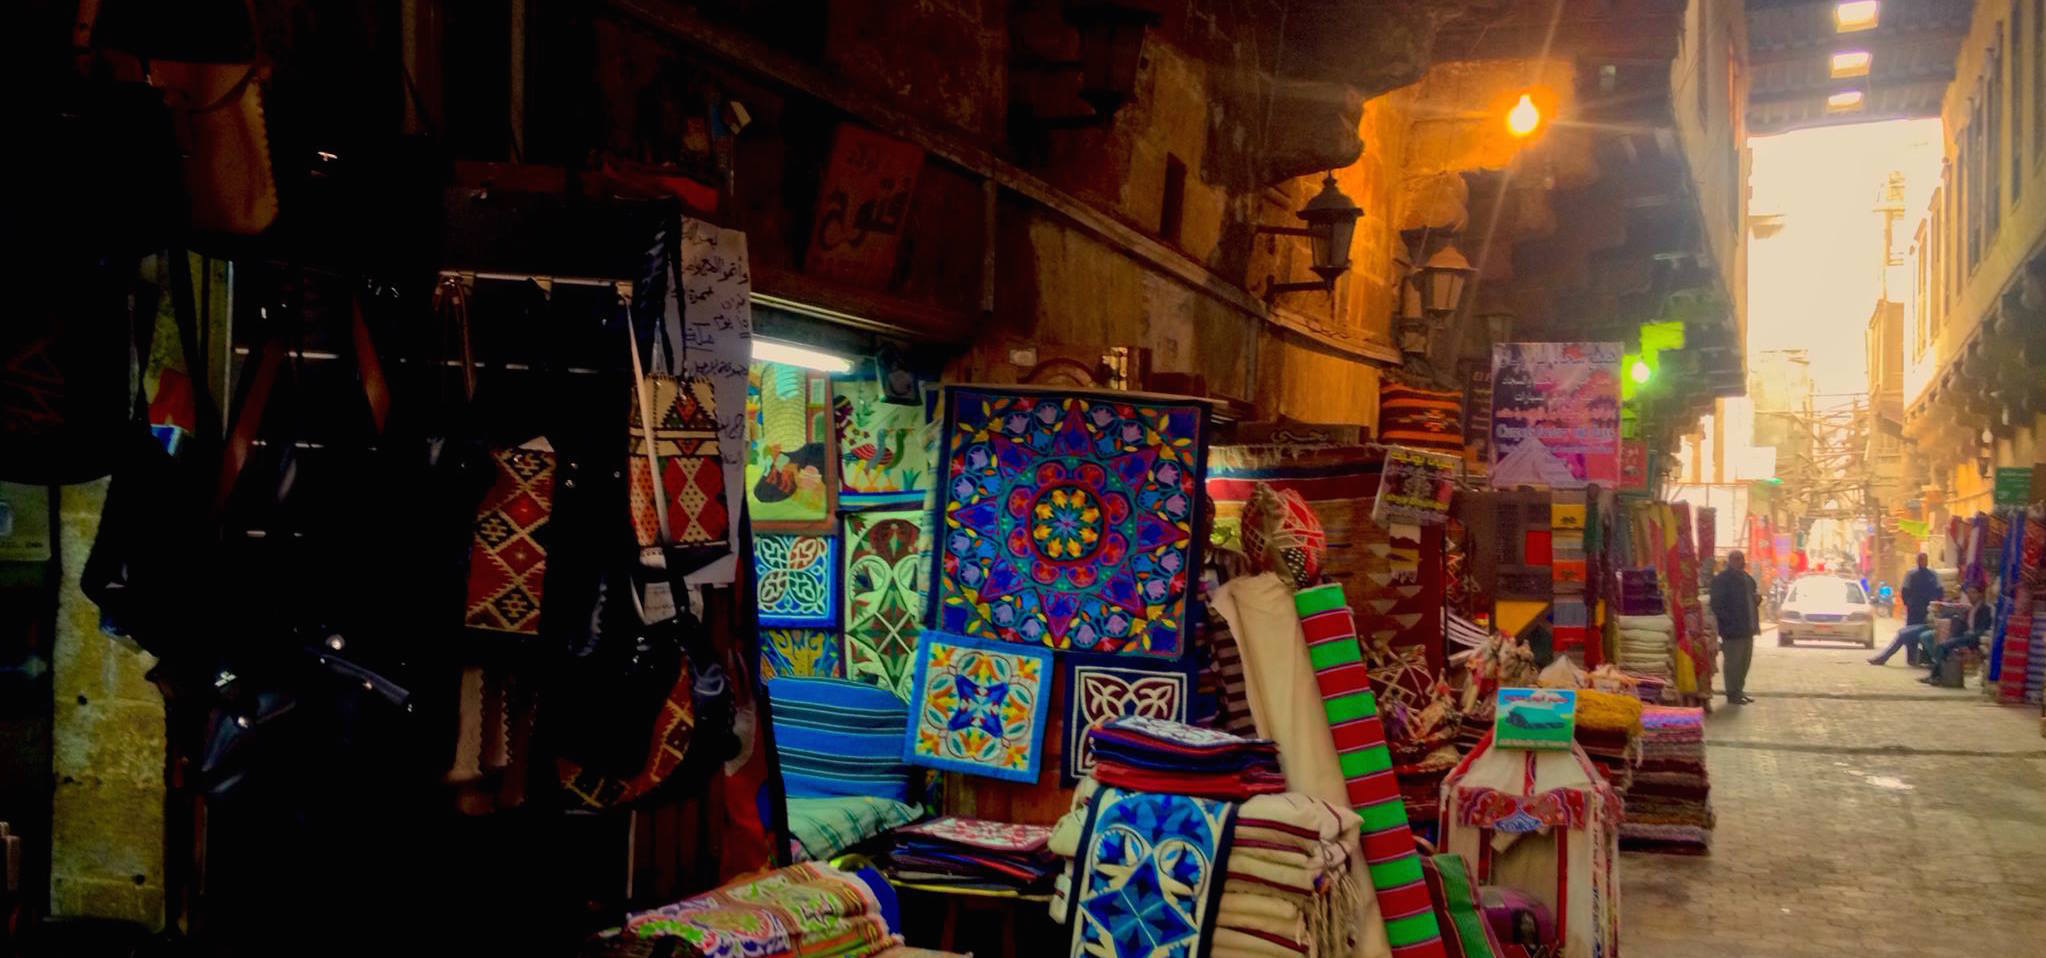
[1494,687,1577,750]
[1992,466,2035,507]
[1491,342,1623,489]
[1371,445,1459,527]
[804,124,925,288]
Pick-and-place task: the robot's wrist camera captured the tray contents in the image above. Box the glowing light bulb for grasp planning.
[1630,359,1652,384]
[1507,94,1541,138]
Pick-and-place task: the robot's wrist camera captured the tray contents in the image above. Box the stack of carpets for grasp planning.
[618,862,902,957]
[1572,689,1644,794]
[1615,613,1677,682]
[1088,714,1288,800]
[1621,705,1714,854]
[1048,782,1364,958]
[2028,598,2044,704]
[880,818,1057,893]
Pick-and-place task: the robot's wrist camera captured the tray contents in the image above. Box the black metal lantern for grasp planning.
[1419,244,1475,315]
[1259,173,1363,301]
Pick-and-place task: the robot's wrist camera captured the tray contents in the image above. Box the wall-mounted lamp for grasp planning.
[1507,93,1542,138]
[1418,245,1475,315]
[1257,173,1363,302]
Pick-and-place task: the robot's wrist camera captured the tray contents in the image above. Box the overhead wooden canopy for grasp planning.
[1745,0,1972,135]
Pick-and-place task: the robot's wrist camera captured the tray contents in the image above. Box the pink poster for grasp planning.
[1489,342,1623,489]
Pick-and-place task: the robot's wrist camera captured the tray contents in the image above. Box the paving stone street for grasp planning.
[1619,620,2046,956]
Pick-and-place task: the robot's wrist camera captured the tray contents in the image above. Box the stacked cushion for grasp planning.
[769,677,912,803]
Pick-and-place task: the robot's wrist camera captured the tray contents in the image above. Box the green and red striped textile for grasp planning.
[1294,583,1446,958]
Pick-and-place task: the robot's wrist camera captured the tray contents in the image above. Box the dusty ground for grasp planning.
[1619,619,2046,956]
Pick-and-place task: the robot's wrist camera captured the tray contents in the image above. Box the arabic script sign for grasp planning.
[1490,342,1622,490]
[805,123,925,288]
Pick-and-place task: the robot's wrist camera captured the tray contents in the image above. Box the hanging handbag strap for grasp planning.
[349,287,392,437]
[626,292,673,550]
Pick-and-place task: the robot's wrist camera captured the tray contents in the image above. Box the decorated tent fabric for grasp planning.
[903,630,1053,783]
[833,377,934,509]
[843,509,931,700]
[1067,786,1238,958]
[1059,650,1196,786]
[622,862,900,958]
[760,628,845,681]
[629,372,729,548]
[1377,383,1466,454]
[1292,584,1445,958]
[747,361,837,530]
[465,445,555,636]
[1207,442,1381,608]
[934,387,1206,658]
[756,531,841,628]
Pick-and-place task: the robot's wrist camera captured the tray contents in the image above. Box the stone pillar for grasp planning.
[49,480,165,928]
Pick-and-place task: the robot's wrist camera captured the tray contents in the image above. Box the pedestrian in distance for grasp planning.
[1870,553,1942,666]
[1709,550,1762,705]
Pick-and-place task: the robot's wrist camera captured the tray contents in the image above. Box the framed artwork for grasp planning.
[746,361,837,530]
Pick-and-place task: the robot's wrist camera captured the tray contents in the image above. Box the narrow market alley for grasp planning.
[1623,621,2046,957]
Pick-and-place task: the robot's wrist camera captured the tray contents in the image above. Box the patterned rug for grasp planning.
[842,509,931,701]
[464,445,555,635]
[747,361,837,530]
[1377,383,1465,455]
[934,387,1207,658]
[833,377,934,509]
[1068,786,1237,958]
[1060,650,1195,786]
[629,373,728,548]
[904,630,1053,783]
[755,531,840,628]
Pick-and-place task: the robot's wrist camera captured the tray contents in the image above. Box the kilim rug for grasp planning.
[1059,649,1195,786]
[464,445,555,635]
[903,629,1053,783]
[1377,383,1465,455]
[629,373,728,548]
[755,531,840,628]
[1294,583,1446,958]
[842,509,931,700]
[1068,786,1237,958]
[747,361,837,530]
[933,387,1207,658]
[833,377,933,510]
[1207,442,1380,609]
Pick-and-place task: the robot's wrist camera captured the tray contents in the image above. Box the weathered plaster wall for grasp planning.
[49,480,165,928]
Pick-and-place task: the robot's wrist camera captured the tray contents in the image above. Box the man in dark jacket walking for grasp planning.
[1709,551,1761,704]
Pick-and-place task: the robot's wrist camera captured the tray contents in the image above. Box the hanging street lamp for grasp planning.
[1258,172,1363,301]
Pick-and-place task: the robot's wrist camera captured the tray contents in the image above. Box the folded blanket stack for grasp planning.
[881,817,1058,892]
[1615,613,1676,681]
[1572,689,1644,794]
[1088,714,1288,800]
[621,862,902,958]
[1049,785,1364,958]
[1621,705,1714,854]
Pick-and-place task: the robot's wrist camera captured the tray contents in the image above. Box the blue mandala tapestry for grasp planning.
[934,388,1207,658]
[1068,786,1237,958]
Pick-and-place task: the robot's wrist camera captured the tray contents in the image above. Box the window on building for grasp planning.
[1988,36,2003,237]
[2014,4,2026,200]
[1968,92,1984,269]
[1945,165,1958,308]
[1914,220,1929,359]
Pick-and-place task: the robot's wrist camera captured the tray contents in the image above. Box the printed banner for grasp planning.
[1490,342,1622,490]
[1370,445,1459,527]
[1619,440,1649,493]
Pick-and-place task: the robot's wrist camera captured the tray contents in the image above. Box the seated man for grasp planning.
[1869,554,1942,666]
[1922,587,1993,684]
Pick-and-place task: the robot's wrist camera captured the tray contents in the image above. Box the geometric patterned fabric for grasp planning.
[756,531,840,629]
[629,373,728,548]
[1060,650,1193,786]
[1068,785,1237,958]
[903,630,1052,784]
[464,445,555,635]
[842,509,931,701]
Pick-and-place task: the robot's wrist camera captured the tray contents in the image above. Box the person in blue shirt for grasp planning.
[1868,554,1942,666]
[1921,587,1994,684]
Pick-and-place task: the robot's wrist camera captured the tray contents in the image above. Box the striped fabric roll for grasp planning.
[1294,584,1446,958]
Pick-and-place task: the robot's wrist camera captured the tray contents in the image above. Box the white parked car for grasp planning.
[1776,575,1876,648]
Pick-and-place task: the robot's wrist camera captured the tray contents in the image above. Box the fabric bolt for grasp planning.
[748,361,838,529]
[1061,650,1195,786]
[902,630,1052,783]
[842,509,932,700]
[1206,607,1258,736]
[762,628,846,681]
[834,377,935,509]
[629,372,729,547]
[786,796,923,863]
[623,862,900,958]
[1291,585,1443,958]
[464,444,555,635]
[1067,786,1238,958]
[934,387,1206,658]
[769,677,913,803]
[756,531,841,628]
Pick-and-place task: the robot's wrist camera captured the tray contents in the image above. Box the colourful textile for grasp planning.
[843,509,932,700]
[834,377,934,509]
[934,387,1206,658]
[464,445,555,635]
[787,796,922,863]
[629,372,729,547]
[770,677,912,802]
[748,361,838,529]
[1206,443,1380,611]
[1061,650,1195,786]
[894,816,1052,853]
[1377,384,1465,454]
[763,629,846,681]
[1420,854,1501,958]
[903,630,1052,783]
[1292,584,1445,958]
[1068,786,1238,958]
[623,862,900,958]
[757,531,841,628]
[1241,483,1327,591]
